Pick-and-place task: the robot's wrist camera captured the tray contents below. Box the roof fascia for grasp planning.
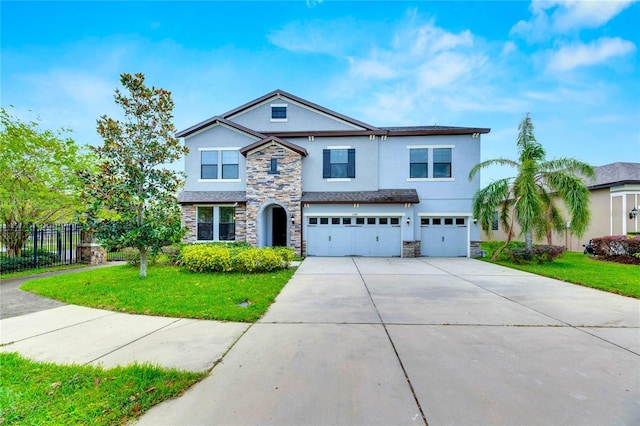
[240,136,308,157]
[176,116,266,140]
[222,89,380,132]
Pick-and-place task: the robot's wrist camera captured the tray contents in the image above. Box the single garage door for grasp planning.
[306,216,401,257]
[420,217,468,257]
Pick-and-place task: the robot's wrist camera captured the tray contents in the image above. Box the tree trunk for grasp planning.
[525,232,533,251]
[139,248,148,278]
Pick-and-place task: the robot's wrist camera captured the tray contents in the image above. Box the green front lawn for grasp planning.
[483,250,639,298]
[21,263,296,322]
[0,352,205,425]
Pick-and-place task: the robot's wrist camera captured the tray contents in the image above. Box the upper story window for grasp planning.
[268,158,279,174]
[433,148,452,178]
[323,148,355,179]
[409,148,428,178]
[407,146,454,181]
[271,104,287,122]
[200,149,239,181]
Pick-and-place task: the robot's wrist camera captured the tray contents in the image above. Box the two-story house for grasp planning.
[177,90,490,258]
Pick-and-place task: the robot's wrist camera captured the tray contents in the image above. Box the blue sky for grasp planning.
[2,0,639,185]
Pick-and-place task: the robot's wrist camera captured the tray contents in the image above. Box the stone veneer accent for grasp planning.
[245,143,303,256]
[470,240,481,258]
[402,241,420,258]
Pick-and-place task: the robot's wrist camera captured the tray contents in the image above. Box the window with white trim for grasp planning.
[197,206,236,241]
[410,148,428,178]
[200,149,239,180]
[433,148,452,178]
[271,104,287,122]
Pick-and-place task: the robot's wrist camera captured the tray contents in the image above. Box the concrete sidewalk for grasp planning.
[137,257,640,426]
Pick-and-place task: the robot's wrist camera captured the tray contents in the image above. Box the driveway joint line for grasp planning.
[84,317,185,366]
[427,259,640,356]
[352,258,429,426]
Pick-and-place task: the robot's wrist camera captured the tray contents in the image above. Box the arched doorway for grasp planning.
[271,206,287,247]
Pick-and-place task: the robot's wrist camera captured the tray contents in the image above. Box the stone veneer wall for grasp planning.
[470,240,481,258]
[402,241,420,258]
[245,144,303,256]
[180,203,247,243]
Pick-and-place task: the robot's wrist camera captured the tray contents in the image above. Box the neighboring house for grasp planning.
[483,162,640,251]
[177,90,490,257]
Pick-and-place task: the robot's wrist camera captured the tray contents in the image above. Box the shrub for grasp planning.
[119,248,159,267]
[0,249,61,274]
[531,245,566,263]
[180,244,294,273]
[508,247,533,264]
[180,245,233,273]
[592,236,640,257]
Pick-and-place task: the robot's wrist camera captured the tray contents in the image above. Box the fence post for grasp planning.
[32,224,38,268]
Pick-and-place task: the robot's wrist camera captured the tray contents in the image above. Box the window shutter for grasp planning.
[323,149,331,178]
[347,149,356,178]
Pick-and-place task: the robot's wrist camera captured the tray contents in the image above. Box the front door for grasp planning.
[272,206,287,247]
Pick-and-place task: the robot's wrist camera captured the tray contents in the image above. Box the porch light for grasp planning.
[291,215,295,225]
[406,217,411,225]
[630,207,638,220]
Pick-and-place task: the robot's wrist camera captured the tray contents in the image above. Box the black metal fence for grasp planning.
[0,224,83,275]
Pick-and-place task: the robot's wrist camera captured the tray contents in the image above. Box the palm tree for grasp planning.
[469,113,594,260]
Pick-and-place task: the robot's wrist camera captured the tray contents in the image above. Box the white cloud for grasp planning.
[512,0,635,41]
[547,37,636,72]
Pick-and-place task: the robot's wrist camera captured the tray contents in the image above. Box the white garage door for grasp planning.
[306,216,401,257]
[420,217,468,257]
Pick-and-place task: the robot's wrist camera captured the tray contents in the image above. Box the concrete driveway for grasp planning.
[137,257,640,426]
[1,258,638,424]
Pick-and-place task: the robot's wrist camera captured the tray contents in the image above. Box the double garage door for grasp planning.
[306,216,401,257]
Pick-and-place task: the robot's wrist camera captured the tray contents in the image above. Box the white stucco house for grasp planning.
[177,90,490,257]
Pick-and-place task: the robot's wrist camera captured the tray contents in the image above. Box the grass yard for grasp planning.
[0,352,205,425]
[484,251,640,298]
[21,263,296,322]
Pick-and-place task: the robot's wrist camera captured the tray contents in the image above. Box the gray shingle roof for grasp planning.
[302,189,419,204]
[590,162,640,189]
[178,191,246,203]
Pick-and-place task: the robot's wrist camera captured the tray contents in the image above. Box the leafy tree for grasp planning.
[0,107,93,255]
[81,73,188,278]
[469,113,594,260]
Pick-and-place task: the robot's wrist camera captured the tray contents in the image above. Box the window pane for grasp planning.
[331,164,348,178]
[379,218,388,225]
[197,223,213,240]
[456,218,465,225]
[432,218,442,225]
[356,217,365,225]
[410,148,428,163]
[272,106,287,119]
[433,163,451,178]
[444,218,454,225]
[342,218,351,225]
[309,217,318,225]
[390,218,400,225]
[222,164,238,179]
[330,149,348,163]
[197,207,213,223]
[410,163,427,178]
[320,218,329,225]
[222,150,238,164]
[332,218,340,225]
[492,212,499,230]
[433,148,451,162]
[219,207,235,241]
[421,218,430,225]
[201,165,218,179]
[201,151,218,164]
[367,217,376,225]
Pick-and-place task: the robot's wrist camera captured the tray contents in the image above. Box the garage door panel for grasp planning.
[420,217,468,257]
[306,217,401,257]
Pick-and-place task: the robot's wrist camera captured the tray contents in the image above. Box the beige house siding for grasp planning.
[482,187,640,252]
